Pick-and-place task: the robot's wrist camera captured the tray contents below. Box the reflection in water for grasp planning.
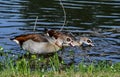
[0,0,120,64]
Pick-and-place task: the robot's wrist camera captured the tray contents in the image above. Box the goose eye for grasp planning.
[66,38,71,42]
[87,40,92,43]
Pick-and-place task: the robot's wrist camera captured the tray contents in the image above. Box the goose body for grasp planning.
[11,34,73,54]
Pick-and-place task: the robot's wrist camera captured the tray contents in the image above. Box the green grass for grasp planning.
[0,46,120,77]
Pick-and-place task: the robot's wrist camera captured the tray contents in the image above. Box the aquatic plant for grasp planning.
[0,46,120,77]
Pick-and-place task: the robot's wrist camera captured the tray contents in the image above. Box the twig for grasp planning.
[33,16,38,32]
[59,0,66,31]
[59,0,76,39]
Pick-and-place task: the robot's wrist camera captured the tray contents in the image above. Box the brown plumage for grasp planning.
[10,34,48,46]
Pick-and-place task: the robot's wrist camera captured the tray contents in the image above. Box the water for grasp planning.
[0,0,120,64]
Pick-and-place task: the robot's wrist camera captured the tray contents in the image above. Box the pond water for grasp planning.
[0,0,120,64]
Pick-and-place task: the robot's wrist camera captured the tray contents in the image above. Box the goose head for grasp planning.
[45,29,75,47]
[78,37,94,46]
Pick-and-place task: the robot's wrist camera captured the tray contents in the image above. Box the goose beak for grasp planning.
[82,43,94,47]
[62,42,74,47]
[89,43,94,46]
[69,42,75,47]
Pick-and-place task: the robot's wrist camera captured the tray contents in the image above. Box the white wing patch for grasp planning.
[13,39,19,44]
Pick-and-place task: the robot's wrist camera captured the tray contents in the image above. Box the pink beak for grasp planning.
[90,43,94,46]
[69,42,75,47]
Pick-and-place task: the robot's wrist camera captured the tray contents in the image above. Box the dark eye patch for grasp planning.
[87,40,92,43]
[66,38,71,42]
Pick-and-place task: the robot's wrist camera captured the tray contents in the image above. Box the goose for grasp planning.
[10,33,74,54]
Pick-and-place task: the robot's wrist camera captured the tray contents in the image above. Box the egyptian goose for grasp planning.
[72,37,94,46]
[45,29,75,46]
[10,33,74,54]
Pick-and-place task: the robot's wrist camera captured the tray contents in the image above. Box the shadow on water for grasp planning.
[0,0,120,65]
